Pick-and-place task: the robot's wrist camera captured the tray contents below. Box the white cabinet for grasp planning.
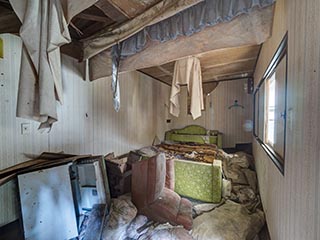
[18,164,78,240]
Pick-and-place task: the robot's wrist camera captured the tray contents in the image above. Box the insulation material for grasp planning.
[121,0,275,57]
[0,38,3,58]
[82,0,204,60]
[89,5,275,80]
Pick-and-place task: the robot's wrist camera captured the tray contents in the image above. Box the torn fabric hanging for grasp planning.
[111,43,122,112]
[170,56,204,119]
[9,0,97,129]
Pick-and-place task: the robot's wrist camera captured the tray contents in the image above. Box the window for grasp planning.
[253,33,287,174]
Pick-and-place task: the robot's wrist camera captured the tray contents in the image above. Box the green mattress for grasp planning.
[174,159,222,203]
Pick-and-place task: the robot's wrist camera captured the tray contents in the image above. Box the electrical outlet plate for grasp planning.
[21,123,31,135]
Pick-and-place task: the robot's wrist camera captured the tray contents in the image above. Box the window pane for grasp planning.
[254,91,259,136]
[274,57,286,158]
[266,73,276,145]
[264,56,286,158]
[258,82,265,140]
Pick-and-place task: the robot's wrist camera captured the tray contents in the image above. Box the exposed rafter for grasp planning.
[95,0,129,22]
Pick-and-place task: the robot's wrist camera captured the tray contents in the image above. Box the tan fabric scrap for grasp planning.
[170,56,204,119]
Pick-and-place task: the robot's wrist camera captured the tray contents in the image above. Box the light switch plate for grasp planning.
[21,123,31,135]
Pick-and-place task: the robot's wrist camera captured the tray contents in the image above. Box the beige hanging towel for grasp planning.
[9,0,97,129]
[170,56,204,119]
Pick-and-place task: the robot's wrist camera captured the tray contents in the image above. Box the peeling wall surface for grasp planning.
[253,0,320,239]
[0,34,170,226]
[170,79,253,148]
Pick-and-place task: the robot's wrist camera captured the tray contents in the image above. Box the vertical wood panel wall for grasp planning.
[0,34,170,225]
[253,0,320,239]
[170,79,253,148]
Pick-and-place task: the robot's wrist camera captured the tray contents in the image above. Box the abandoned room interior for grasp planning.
[0,0,319,239]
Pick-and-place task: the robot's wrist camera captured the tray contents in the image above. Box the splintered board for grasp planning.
[0,38,3,58]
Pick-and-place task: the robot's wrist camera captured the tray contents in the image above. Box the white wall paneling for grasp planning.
[253,0,320,239]
[170,79,253,148]
[0,34,170,225]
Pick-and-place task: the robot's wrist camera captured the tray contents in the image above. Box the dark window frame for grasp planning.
[253,33,288,175]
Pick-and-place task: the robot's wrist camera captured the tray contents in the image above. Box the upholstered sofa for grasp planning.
[131,153,193,230]
[164,125,223,148]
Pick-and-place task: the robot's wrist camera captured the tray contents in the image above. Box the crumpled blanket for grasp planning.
[9,0,97,128]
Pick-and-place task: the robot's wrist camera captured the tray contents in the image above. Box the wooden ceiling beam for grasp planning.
[60,41,83,61]
[80,21,114,38]
[203,71,253,82]
[201,57,257,70]
[157,65,173,77]
[75,13,110,22]
[0,8,21,34]
[95,0,130,20]
[137,70,171,86]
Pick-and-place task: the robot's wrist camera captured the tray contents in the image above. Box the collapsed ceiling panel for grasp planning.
[139,44,261,85]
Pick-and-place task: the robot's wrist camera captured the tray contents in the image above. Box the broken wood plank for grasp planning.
[0,173,16,186]
[0,159,49,179]
[21,155,92,172]
[37,152,77,160]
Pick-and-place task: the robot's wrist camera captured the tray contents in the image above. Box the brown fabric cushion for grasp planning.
[165,158,175,190]
[147,154,166,203]
[131,158,149,209]
[131,153,193,230]
[176,198,193,230]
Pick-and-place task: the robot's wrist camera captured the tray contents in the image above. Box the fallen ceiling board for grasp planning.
[119,5,274,72]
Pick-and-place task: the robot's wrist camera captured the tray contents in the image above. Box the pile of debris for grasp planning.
[95,144,266,240]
